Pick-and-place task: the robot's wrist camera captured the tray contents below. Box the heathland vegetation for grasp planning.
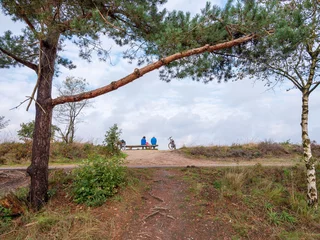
[1,143,320,239]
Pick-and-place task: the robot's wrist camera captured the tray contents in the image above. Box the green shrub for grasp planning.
[0,205,12,230]
[72,155,126,206]
[103,124,122,157]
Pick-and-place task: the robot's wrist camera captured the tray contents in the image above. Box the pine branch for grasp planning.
[52,34,257,106]
[15,2,39,36]
[60,12,93,32]
[0,47,38,72]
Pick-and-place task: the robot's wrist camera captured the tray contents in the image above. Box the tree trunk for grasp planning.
[301,90,318,207]
[27,35,59,210]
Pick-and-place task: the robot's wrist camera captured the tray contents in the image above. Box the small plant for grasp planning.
[103,124,122,156]
[280,210,297,224]
[0,205,12,229]
[267,209,281,226]
[72,155,126,206]
[213,180,222,189]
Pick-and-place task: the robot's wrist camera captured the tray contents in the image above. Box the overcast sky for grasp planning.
[1,0,320,150]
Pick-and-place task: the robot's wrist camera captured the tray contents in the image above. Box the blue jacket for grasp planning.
[151,137,157,145]
[141,137,146,145]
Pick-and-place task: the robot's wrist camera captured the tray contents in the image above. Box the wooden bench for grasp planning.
[125,145,158,150]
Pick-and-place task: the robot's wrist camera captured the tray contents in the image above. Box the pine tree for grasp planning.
[0,0,271,210]
[0,0,167,210]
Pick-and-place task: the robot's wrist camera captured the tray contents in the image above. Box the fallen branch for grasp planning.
[148,191,164,202]
[152,206,168,211]
[143,211,160,221]
[159,212,175,220]
[166,215,176,220]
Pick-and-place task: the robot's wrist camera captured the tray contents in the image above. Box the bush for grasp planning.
[103,124,122,157]
[72,155,126,206]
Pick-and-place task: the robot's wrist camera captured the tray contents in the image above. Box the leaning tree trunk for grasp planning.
[301,90,318,207]
[27,35,59,210]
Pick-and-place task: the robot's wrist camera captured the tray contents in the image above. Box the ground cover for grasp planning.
[1,164,320,239]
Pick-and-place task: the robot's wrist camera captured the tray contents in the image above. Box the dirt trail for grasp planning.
[117,169,190,239]
[116,168,224,240]
[0,150,298,196]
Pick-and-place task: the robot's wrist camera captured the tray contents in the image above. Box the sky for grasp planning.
[0,0,320,150]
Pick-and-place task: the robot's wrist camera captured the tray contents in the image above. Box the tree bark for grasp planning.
[301,90,318,207]
[27,34,59,210]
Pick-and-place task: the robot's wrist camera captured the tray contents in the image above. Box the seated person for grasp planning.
[151,136,157,149]
[141,136,146,149]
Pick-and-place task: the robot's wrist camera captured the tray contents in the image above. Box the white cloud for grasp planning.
[1,0,320,149]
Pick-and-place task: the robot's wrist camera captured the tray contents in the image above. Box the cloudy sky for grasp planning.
[1,0,320,150]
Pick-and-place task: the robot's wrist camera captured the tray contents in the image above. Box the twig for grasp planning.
[143,211,160,221]
[26,96,47,114]
[25,221,38,227]
[94,5,124,32]
[10,98,30,110]
[26,40,42,111]
[152,206,168,211]
[159,212,175,220]
[166,215,175,220]
[148,191,164,202]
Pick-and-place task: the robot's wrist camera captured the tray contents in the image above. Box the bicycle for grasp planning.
[168,136,176,150]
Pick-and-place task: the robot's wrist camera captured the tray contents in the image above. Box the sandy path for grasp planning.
[123,150,297,168]
[0,150,298,171]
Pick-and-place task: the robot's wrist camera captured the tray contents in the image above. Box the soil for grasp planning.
[114,168,237,240]
[0,150,300,239]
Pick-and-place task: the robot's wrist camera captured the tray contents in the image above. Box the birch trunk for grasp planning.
[301,90,318,207]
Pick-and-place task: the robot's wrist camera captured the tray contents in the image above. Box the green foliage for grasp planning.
[17,121,58,141]
[0,0,167,70]
[213,180,222,189]
[267,208,297,226]
[103,124,122,156]
[17,121,34,140]
[72,155,126,206]
[0,205,12,229]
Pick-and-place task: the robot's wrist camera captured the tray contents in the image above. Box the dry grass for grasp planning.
[179,140,320,160]
[1,166,320,239]
[0,142,102,165]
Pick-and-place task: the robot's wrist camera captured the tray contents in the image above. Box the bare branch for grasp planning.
[27,41,43,111]
[95,5,125,32]
[264,62,303,91]
[10,98,30,110]
[309,81,320,94]
[0,47,38,72]
[52,34,257,106]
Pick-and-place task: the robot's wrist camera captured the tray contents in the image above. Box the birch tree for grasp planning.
[153,0,319,207]
[228,0,320,207]
[54,77,91,144]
